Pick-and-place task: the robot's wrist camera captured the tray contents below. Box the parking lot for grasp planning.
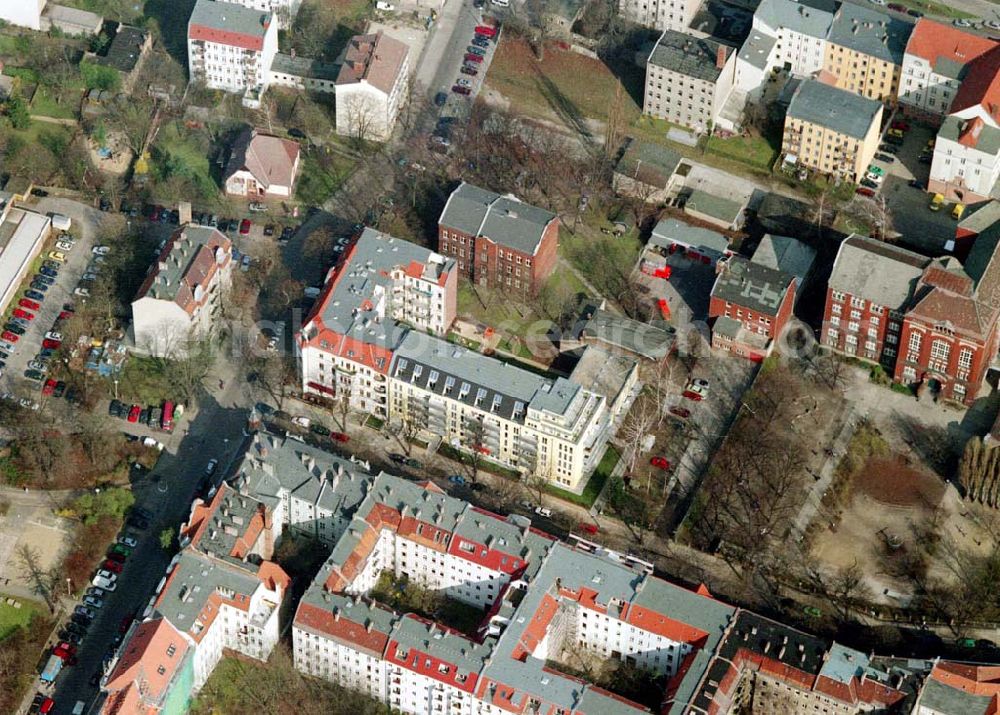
[0,199,105,405]
[865,121,957,255]
[632,244,718,326]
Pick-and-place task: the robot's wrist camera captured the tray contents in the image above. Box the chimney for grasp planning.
[716,45,727,69]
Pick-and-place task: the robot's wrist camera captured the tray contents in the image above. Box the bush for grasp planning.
[72,487,135,525]
[79,60,121,92]
[62,515,122,594]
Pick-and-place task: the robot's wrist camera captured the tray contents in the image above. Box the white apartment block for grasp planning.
[644,30,736,133]
[0,0,45,30]
[289,469,738,715]
[899,19,996,124]
[390,333,611,492]
[187,0,279,107]
[335,32,411,142]
[619,0,701,32]
[215,0,300,27]
[131,225,233,358]
[929,115,1000,204]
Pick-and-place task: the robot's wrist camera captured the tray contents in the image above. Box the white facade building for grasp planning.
[131,225,233,357]
[215,0,300,27]
[0,0,45,30]
[335,32,411,142]
[929,115,1000,204]
[187,0,279,107]
[619,0,701,32]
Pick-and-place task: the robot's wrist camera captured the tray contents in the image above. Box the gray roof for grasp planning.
[189,0,271,36]
[94,25,148,72]
[918,678,995,715]
[685,189,745,225]
[439,182,557,255]
[786,79,882,140]
[712,314,744,339]
[310,227,454,351]
[738,30,777,70]
[938,114,1000,155]
[615,140,682,190]
[711,256,794,316]
[650,218,732,256]
[187,485,267,566]
[828,234,928,308]
[270,52,341,81]
[754,0,837,37]
[389,614,494,677]
[568,346,637,406]
[358,472,469,534]
[827,3,912,65]
[752,234,816,286]
[648,30,732,82]
[141,225,229,304]
[391,332,580,423]
[578,306,675,360]
[154,550,262,637]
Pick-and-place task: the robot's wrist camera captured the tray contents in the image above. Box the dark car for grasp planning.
[887,2,904,9]
[389,452,406,464]
[109,399,126,417]
[133,506,154,520]
[467,45,485,56]
[5,324,25,336]
[39,266,58,278]
[280,226,294,242]
[71,613,92,627]
[875,153,895,164]
[434,91,447,106]
[53,381,66,398]
[30,281,49,293]
[884,134,904,146]
[310,423,331,436]
[99,196,112,212]
[452,85,471,95]
[861,178,879,189]
[460,66,478,77]
[907,8,922,16]
[909,179,926,190]
[288,127,307,140]
[919,154,933,164]
[878,144,899,154]
[25,290,45,302]
[24,369,44,382]
[472,37,489,48]
[263,224,275,237]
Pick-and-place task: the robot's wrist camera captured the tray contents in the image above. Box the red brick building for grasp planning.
[709,257,797,361]
[824,233,1000,406]
[437,182,559,297]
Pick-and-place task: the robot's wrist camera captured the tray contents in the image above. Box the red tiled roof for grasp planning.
[295,601,391,656]
[101,618,189,713]
[905,19,996,71]
[189,24,264,52]
[951,45,1000,124]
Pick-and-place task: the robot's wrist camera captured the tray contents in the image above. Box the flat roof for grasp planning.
[0,207,51,313]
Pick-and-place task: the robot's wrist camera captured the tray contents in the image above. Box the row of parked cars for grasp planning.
[108,399,177,432]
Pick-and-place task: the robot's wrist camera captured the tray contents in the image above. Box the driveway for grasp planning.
[0,199,104,403]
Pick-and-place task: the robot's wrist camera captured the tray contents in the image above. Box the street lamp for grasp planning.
[113,378,119,401]
[65,578,71,597]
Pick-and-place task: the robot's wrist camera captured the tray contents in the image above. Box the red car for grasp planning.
[39,698,55,714]
[891,120,910,132]
[58,310,73,321]
[856,187,875,197]
[474,24,497,37]
[452,85,471,95]
[102,559,123,574]
[127,405,141,423]
[650,456,671,470]
[106,551,126,564]
[12,309,34,320]
[18,298,40,310]
[331,432,350,443]
[682,389,703,401]
[1,331,19,343]
[239,219,251,235]
[119,613,134,634]
[669,405,691,419]
[42,338,61,349]
[464,53,484,63]
[577,522,599,535]
[42,379,57,396]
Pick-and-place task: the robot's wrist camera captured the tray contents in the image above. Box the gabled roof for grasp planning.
[827,3,912,64]
[614,139,682,189]
[134,225,231,315]
[939,114,1000,153]
[828,235,928,309]
[336,31,409,95]
[224,127,300,190]
[753,0,838,38]
[752,234,816,286]
[101,617,190,711]
[648,30,733,82]
[438,182,557,255]
[951,45,1000,125]
[188,0,271,52]
[905,19,996,80]
[787,79,882,140]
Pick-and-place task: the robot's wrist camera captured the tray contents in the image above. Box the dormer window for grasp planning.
[444,376,455,393]
[428,370,439,388]
[413,365,423,380]
[459,382,471,399]
[395,358,409,376]
[475,388,487,406]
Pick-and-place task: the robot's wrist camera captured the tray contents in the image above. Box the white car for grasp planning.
[45,331,63,342]
[83,595,104,609]
[987,20,1000,30]
[19,398,39,411]
[865,172,884,185]
[92,246,111,255]
[292,416,311,428]
[74,287,90,297]
[94,570,117,584]
[118,536,138,548]
[27,360,47,372]
[91,255,106,264]
[953,18,972,27]
[534,506,552,517]
[457,78,472,88]
[93,576,117,591]
[55,240,74,251]
[205,458,219,476]
[82,272,99,282]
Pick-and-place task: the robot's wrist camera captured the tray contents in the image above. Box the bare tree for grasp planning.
[16,545,59,613]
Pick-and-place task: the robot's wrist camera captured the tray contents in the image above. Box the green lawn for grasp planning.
[0,597,38,641]
[30,88,80,120]
[546,444,620,509]
[705,133,779,170]
[296,152,355,207]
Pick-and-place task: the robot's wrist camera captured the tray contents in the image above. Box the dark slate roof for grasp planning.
[95,25,148,72]
[827,2,913,65]
[828,234,928,308]
[438,182,556,255]
[579,305,675,360]
[711,256,793,315]
[614,139,682,189]
[270,52,341,81]
[754,0,838,37]
[648,29,733,82]
[786,80,882,140]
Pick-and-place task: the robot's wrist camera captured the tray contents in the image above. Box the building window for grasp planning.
[930,339,951,364]
[959,347,974,371]
[907,331,922,355]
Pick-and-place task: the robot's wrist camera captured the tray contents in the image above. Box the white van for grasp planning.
[51,213,72,231]
[73,702,86,715]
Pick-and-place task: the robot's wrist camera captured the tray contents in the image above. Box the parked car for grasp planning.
[118,536,138,548]
[83,595,104,609]
[1,331,19,343]
[577,522,599,535]
[25,290,45,302]
[434,91,447,106]
[448,474,467,486]
[19,298,40,310]
[464,53,484,63]
[126,515,149,530]
[331,432,350,443]
[74,606,97,620]
[650,456,672,470]
[4,324,25,336]
[74,287,90,298]
[534,506,553,517]
[24,370,44,382]
[127,405,141,423]
[467,45,486,56]
[452,84,471,95]
[875,153,895,163]
[92,246,111,255]
[668,405,691,419]
[856,187,876,197]
[205,458,219,476]
[42,380,58,397]
[239,219,251,235]
[472,37,489,48]
[55,240,74,251]
[460,66,478,77]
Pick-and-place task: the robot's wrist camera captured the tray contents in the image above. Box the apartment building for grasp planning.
[437,182,559,297]
[823,2,912,103]
[297,228,457,417]
[131,225,233,358]
[912,661,1000,715]
[899,19,996,124]
[643,30,736,133]
[99,483,291,707]
[824,231,1000,405]
[782,79,883,182]
[223,126,301,198]
[290,463,739,715]
[187,0,278,107]
[215,0,300,27]
[618,0,701,32]
[335,32,410,142]
[686,611,911,713]
[389,332,611,491]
